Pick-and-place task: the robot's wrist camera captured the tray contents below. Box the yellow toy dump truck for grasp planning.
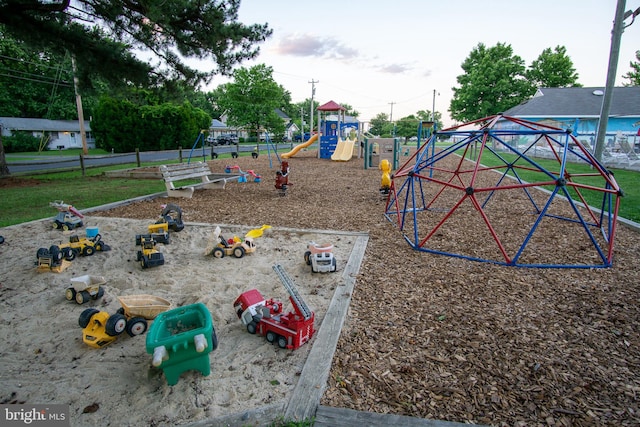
[79,295,171,348]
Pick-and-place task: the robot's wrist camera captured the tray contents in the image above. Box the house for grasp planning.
[501,87,640,150]
[207,118,235,143]
[0,117,95,150]
[286,122,300,142]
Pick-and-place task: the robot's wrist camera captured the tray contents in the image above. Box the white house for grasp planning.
[0,117,95,150]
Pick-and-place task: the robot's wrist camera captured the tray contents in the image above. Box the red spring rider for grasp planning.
[275,161,291,192]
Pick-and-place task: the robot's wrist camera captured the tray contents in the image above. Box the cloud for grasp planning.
[274,33,359,60]
[272,33,427,77]
[378,63,413,74]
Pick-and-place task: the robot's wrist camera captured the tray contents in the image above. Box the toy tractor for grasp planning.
[304,242,337,273]
[136,236,165,268]
[66,274,106,304]
[78,295,171,348]
[136,222,170,245]
[35,245,70,272]
[78,309,128,348]
[56,233,111,261]
[206,226,256,259]
[50,200,84,231]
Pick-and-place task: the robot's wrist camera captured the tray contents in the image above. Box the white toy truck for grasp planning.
[66,275,106,304]
[304,242,337,273]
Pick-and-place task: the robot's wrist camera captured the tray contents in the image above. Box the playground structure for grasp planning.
[384,114,621,268]
[317,101,359,161]
[281,134,318,159]
[364,138,402,170]
[331,136,357,161]
[224,165,262,182]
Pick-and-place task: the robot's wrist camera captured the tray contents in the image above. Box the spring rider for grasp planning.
[379,158,391,195]
[275,161,291,195]
[146,302,218,385]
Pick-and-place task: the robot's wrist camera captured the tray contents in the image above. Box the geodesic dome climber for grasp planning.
[384,114,622,268]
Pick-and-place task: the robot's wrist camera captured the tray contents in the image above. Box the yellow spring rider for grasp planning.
[379,159,392,195]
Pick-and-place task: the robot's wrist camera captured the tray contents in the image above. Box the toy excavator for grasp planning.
[136,204,185,246]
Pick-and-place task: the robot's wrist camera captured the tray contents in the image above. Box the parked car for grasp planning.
[293,132,311,142]
[210,134,238,146]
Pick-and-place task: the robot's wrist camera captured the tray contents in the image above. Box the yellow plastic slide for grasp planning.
[281,134,318,159]
[331,138,356,161]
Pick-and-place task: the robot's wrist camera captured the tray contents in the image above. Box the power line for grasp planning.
[0,71,72,87]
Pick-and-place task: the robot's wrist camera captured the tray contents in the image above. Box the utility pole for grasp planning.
[432,90,439,124]
[388,101,395,136]
[309,79,318,139]
[594,0,633,162]
[71,55,88,155]
[300,107,304,139]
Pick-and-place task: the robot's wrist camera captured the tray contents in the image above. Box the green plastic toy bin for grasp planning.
[145,302,216,386]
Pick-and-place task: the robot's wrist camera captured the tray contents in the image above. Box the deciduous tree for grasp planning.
[622,50,640,86]
[449,43,535,123]
[369,113,392,136]
[527,46,581,88]
[213,65,291,138]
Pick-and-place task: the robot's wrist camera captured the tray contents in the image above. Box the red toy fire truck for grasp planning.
[233,264,315,350]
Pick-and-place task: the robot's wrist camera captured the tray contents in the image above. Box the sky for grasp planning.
[206,0,640,128]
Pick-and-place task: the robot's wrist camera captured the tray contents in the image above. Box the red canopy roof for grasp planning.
[317,100,345,111]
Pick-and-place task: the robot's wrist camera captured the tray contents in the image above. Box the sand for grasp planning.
[0,216,360,426]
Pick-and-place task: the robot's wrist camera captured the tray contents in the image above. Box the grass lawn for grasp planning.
[0,150,262,228]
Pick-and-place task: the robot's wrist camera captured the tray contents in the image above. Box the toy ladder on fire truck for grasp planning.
[272,264,312,320]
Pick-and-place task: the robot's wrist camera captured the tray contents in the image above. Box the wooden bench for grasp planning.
[159,161,242,198]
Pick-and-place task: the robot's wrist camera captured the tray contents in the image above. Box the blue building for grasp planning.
[501,86,640,150]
